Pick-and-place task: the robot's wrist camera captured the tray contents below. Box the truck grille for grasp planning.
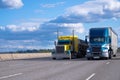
[93,53,100,56]
[92,46,101,52]
[56,46,64,53]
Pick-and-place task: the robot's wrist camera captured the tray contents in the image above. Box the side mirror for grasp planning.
[54,41,57,46]
[85,36,88,43]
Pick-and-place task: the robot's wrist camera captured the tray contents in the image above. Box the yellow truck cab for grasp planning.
[52,36,88,59]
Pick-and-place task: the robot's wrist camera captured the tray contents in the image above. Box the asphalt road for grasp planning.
[0,53,120,80]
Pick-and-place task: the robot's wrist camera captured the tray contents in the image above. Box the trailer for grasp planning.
[86,27,118,59]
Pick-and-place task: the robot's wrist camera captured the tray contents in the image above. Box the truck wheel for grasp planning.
[87,58,90,60]
[52,58,56,60]
[104,57,108,60]
[109,54,112,59]
[87,58,91,60]
[113,54,116,57]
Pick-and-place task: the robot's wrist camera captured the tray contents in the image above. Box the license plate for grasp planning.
[93,56,100,59]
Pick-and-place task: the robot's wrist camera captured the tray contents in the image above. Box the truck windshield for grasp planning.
[90,37,105,43]
[58,40,71,45]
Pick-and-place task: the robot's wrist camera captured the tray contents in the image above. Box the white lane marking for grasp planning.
[64,62,71,65]
[86,73,96,80]
[0,73,22,80]
[106,62,110,64]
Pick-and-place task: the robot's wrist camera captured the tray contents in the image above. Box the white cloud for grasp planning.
[103,0,120,11]
[0,0,23,9]
[58,23,84,33]
[66,2,104,16]
[0,39,43,52]
[29,18,50,23]
[53,31,63,35]
[0,42,53,52]
[41,2,65,8]
[51,0,120,23]
[0,26,5,30]
[6,22,40,32]
[44,22,84,33]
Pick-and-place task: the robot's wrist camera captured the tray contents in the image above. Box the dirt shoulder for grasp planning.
[0,53,51,61]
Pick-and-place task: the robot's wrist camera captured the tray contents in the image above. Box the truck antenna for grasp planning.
[57,29,59,40]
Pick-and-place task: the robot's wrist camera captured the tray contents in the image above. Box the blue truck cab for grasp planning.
[86,27,118,59]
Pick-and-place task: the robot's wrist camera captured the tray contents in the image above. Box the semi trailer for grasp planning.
[52,36,88,59]
[86,27,118,59]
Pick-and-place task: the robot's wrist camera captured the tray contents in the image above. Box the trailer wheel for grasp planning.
[109,50,113,59]
[113,54,116,57]
[109,54,112,59]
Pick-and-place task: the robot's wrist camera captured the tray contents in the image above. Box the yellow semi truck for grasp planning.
[52,36,88,59]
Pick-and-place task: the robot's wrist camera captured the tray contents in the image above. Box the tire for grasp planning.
[76,54,82,58]
[52,58,56,60]
[87,58,90,60]
[104,57,109,60]
[108,51,113,59]
[109,54,112,59]
[87,57,91,60]
[113,54,116,57]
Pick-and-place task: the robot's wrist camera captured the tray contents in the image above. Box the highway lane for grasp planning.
[91,56,120,80]
[0,53,120,80]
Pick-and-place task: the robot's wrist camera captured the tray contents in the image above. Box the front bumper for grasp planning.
[86,52,109,59]
[52,53,70,59]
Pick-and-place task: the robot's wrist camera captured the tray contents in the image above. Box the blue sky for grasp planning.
[0,0,120,52]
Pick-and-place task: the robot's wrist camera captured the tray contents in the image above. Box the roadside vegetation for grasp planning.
[0,49,54,54]
[16,49,54,53]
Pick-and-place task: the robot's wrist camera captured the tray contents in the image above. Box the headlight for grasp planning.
[87,49,90,52]
[102,47,108,52]
[103,47,108,50]
[102,49,108,52]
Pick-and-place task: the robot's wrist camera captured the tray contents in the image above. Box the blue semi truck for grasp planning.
[86,27,118,59]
